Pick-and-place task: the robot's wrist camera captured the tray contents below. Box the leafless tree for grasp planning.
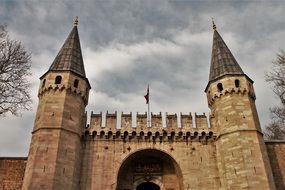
[0,25,32,116]
[264,121,285,140]
[264,50,285,140]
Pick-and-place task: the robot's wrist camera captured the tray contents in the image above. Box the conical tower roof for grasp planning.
[208,22,244,82]
[49,17,86,77]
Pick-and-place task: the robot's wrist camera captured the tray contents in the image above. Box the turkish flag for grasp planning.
[144,86,149,104]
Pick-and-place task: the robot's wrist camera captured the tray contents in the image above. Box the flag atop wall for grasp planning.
[144,86,149,104]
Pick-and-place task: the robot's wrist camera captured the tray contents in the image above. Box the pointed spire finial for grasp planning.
[212,18,216,30]
[49,16,86,77]
[207,21,244,83]
[74,16,79,26]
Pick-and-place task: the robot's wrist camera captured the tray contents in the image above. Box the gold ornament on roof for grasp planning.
[212,18,216,30]
[74,16,79,26]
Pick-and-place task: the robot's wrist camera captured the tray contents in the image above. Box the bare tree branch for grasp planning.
[264,121,285,140]
[0,24,32,116]
[264,50,285,140]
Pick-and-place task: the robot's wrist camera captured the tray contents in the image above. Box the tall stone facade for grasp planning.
[1,19,285,190]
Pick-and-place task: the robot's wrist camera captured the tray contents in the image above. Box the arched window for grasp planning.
[235,79,240,88]
[74,79,79,88]
[55,75,62,84]
[42,79,46,88]
[217,83,223,92]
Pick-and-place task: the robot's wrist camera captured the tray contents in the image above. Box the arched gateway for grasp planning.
[116,149,183,190]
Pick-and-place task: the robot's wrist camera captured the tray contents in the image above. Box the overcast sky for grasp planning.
[0,0,284,156]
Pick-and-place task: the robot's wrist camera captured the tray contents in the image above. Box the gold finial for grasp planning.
[74,16,79,26]
[212,18,216,30]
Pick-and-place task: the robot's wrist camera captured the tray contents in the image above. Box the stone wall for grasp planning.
[1,141,285,190]
[0,157,26,190]
[80,136,219,190]
[81,112,219,190]
[266,141,285,190]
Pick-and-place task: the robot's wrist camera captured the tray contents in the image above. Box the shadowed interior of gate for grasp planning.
[116,149,183,190]
[137,182,160,190]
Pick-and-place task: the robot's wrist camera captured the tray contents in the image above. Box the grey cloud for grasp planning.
[0,113,33,156]
[0,0,284,156]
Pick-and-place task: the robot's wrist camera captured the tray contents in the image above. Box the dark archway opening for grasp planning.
[116,149,183,190]
[137,182,160,190]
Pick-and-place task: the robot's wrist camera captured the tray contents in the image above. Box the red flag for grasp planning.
[144,86,149,104]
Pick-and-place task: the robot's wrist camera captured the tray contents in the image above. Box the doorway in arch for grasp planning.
[136,182,160,190]
[116,149,183,190]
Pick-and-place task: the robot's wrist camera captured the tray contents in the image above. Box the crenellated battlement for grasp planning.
[208,86,257,106]
[205,76,256,107]
[84,111,216,141]
[38,84,89,104]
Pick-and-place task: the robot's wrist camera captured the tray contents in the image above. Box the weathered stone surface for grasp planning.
[206,75,276,189]
[0,158,26,190]
[266,141,285,190]
[82,119,218,190]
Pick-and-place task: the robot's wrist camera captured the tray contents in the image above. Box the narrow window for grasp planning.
[235,79,240,88]
[74,79,79,88]
[42,79,46,88]
[55,75,62,84]
[217,83,223,92]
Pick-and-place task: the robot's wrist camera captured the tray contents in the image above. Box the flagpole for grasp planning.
[148,84,150,127]
[144,84,151,127]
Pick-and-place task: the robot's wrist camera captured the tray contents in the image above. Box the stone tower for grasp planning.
[22,18,90,190]
[205,22,276,189]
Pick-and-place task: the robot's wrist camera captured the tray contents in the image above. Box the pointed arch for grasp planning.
[116,148,183,190]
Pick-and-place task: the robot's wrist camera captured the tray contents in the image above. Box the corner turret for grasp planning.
[205,22,275,189]
[205,20,253,98]
[22,18,90,190]
[205,22,257,133]
[40,17,90,100]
